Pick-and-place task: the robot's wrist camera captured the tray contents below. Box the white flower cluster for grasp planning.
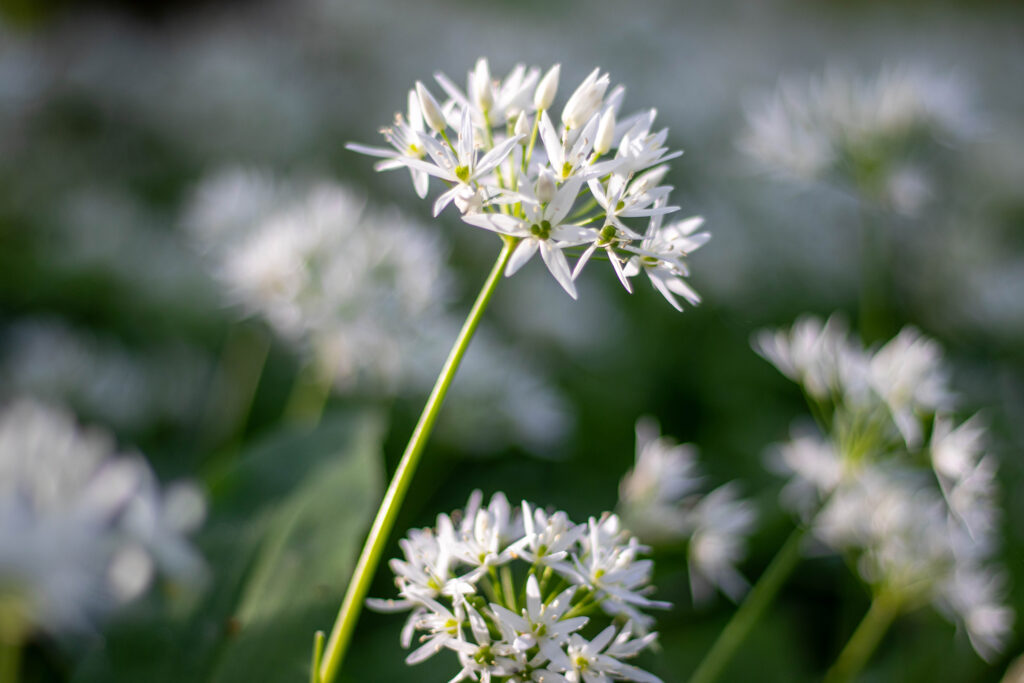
[369,491,667,683]
[185,171,450,390]
[348,58,709,310]
[755,315,1010,658]
[185,169,572,453]
[739,66,973,214]
[618,418,756,604]
[0,400,205,636]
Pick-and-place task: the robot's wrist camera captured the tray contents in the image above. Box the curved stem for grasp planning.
[688,526,806,683]
[824,592,900,683]
[317,238,516,683]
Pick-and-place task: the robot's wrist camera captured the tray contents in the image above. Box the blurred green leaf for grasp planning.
[73,410,385,683]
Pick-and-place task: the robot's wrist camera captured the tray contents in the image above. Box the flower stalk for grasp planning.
[687,526,805,683]
[824,592,901,683]
[317,237,516,683]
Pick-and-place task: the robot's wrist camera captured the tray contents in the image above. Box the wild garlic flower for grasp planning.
[185,169,572,453]
[739,65,973,214]
[0,400,205,636]
[756,316,1011,657]
[369,491,666,682]
[617,418,756,603]
[348,58,707,309]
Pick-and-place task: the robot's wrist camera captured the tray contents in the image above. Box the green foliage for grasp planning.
[73,411,385,683]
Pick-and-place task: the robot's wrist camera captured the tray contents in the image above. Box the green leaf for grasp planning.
[73,409,385,683]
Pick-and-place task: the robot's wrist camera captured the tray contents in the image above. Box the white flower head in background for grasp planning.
[756,315,1011,658]
[618,418,756,604]
[369,491,666,682]
[185,168,573,454]
[348,57,707,310]
[0,400,205,637]
[739,65,974,214]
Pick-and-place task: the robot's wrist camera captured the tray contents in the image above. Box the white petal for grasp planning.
[540,241,579,299]
[507,238,540,276]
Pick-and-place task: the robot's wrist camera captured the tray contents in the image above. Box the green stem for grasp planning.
[309,630,325,683]
[824,592,900,683]
[284,359,334,427]
[199,323,271,455]
[318,238,516,683]
[688,526,806,683]
[856,204,893,345]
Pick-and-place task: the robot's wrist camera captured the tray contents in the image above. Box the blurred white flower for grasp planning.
[0,400,205,636]
[869,327,954,447]
[759,315,1011,658]
[618,418,756,603]
[739,65,974,214]
[185,168,572,453]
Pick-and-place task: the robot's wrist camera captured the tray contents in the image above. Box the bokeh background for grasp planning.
[2,0,1023,681]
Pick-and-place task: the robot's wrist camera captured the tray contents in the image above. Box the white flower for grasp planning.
[542,625,663,683]
[435,58,540,127]
[561,68,610,130]
[623,203,709,311]
[617,419,756,603]
[370,491,666,682]
[688,484,757,604]
[349,58,705,310]
[344,89,432,198]
[869,327,953,447]
[752,314,869,404]
[463,177,593,298]
[618,417,703,541]
[739,65,973,211]
[0,399,204,635]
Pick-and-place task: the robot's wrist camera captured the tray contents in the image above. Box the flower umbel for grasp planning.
[348,58,707,308]
[370,491,667,682]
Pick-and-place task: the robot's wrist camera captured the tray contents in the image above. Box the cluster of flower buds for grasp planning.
[348,58,709,310]
[754,315,1011,658]
[369,491,667,683]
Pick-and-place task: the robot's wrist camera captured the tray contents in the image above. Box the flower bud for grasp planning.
[534,64,560,111]
[535,168,557,204]
[416,81,447,133]
[514,111,530,137]
[594,108,616,155]
[562,68,610,130]
[472,58,494,113]
[629,165,670,196]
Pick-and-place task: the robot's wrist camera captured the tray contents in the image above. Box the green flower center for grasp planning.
[530,220,553,240]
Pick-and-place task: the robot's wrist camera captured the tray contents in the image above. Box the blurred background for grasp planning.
[1,0,1023,681]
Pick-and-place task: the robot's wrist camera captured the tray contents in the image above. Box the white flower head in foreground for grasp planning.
[348,57,707,309]
[618,418,756,604]
[369,491,667,682]
[756,315,1010,658]
[739,65,974,214]
[0,400,205,636]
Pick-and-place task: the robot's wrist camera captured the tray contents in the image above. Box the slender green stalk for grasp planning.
[688,526,806,683]
[309,630,325,683]
[318,238,516,683]
[200,324,271,453]
[285,360,334,427]
[824,592,900,683]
